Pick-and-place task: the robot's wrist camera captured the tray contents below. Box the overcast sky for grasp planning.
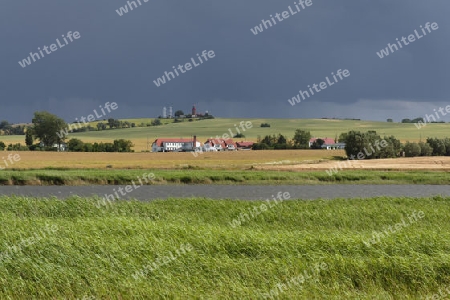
[1,0,449,123]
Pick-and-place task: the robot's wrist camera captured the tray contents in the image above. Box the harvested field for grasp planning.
[5,151,450,172]
[3,150,342,170]
[255,156,450,171]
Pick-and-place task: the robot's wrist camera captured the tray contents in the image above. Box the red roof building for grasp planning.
[204,138,236,151]
[236,141,254,149]
[309,137,335,147]
[152,137,201,152]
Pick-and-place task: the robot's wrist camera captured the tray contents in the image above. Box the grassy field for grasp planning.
[1,169,450,185]
[2,118,449,151]
[0,195,448,298]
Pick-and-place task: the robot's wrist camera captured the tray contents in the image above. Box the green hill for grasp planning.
[1,118,448,151]
[74,118,447,144]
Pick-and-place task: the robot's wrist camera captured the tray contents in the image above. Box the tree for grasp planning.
[97,122,107,131]
[403,142,421,157]
[31,111,67,148]
[418,142,433,156]
[0,141,5,150]
[107,118,120,129]
[9,125,25,135]
[426,138,446,156]
[411,117,424,123]
[233,133,245,138]
[0,122,12,135]
[151,119,162,126]
[338,132,348,143]
[261,135,276,147]
[293,129,311,149]
[444,138,450,156]
[387,119,393,123]
[174,110,184,117]
[344,130,367,158]
[67,138,85,152]
[107,118,115,128]
[252,143,270,150]
[311,138,325,149]
[379,135,401,158]
[25,129,34,147]
[0,120,9,130]
[277,134,287,145]
[113,139,134,152]
[343,130,398,159]
[83,143,93,152]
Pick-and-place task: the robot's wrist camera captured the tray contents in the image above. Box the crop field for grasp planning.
[2,118,449,151]
[0,195,448,299]
[0,150,340,170]
[2,151,450,185]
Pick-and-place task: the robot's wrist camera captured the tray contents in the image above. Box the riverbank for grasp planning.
[0,169,449,186]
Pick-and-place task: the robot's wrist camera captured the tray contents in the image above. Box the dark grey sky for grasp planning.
[1,0,449,123]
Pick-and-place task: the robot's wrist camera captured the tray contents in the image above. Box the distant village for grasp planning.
[152,106,346,152]
[152,105,254,152]
[151,136,345,153]
[151,136,254,152]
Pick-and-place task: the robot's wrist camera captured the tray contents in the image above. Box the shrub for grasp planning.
[252,143,270,150]
[67,139,85,152]
[426,138,446,156]
[113,139,134,152]
[6,143,29,151]
[311,139,325,149]
[151,119,162,126]
[418,142,433,156]
[404,142,421,157]
[273,143,288,150]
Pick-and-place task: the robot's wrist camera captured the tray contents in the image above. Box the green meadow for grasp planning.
[0,195,448,299]
[71,118,450,142]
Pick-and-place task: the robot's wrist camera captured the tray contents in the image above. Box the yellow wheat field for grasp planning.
[2,150,342,170]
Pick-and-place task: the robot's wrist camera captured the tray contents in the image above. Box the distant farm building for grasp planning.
[204,138,237,151]
[236,141,254,150]
[309,138,345,150]
[152,137,202,152]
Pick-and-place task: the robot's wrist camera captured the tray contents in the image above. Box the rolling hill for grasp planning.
[1,118,448,151]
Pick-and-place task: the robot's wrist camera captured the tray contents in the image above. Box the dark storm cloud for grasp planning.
[0,0,449,122]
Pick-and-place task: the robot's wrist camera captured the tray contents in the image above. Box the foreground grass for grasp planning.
[0,196,449,298]
[1,169,450,185]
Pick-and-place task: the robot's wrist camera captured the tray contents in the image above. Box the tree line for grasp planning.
[253,129,450,159]
[0,121,26,135]
[0,111,134,152]
[252,129,311,150]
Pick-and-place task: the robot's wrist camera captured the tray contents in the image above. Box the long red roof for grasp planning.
[309,137,335,144]
[205,138,236,148]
